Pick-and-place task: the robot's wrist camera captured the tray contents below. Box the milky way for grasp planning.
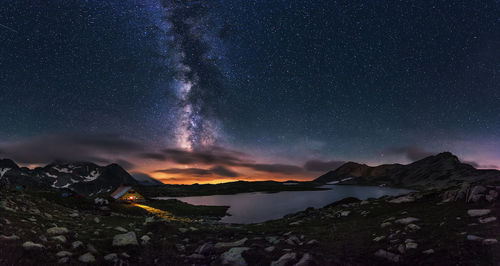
[160,0,225,151]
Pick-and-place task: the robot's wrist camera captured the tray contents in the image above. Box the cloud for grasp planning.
[240,163,303,175]
[463,160,499,169]
[154,165,240,177]
[303,160,346,172]
[0,134,145,165]
[385,146,434,161]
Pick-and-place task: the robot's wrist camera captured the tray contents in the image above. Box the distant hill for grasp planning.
[314,152,500,189]
[0,160,141,195]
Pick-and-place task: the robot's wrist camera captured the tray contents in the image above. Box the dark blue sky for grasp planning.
[0,0,499,183]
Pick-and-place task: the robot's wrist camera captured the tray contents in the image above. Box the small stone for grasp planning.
[265,246,275,252]
[406,242,418,249]
[58,257,69,263]
[22,241,45,250]
[93,217,100,223]
[482,239,498,245]
[187,253,205,259]
[422,249,434,254]
[306,239,318,245]
[294,253,313,266]
[373,236,386,242]
[467,209,491,217]
[47,227,69,235]
[140,235,151,245]
[467,235,483,241]
[104,253,118,262]
[340,211,350,217]
[395,217,420,225]
[478,217,497,224]
[56,251,72,257]
[69,213,79,218]
[0,234,20,241]
[271,252,296,266]
[178,228,188,233]
[72,241,84,249]
[87,244,98,254]
[52,235,67,243]
[195,243,213,254]
[78,252,95,263]
[380,222,392,228]
[406,224,421,231]
[114,226,127,232]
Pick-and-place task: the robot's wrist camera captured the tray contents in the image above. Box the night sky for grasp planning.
[1,1,499,184]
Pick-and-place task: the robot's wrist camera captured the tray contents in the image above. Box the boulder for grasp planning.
[114,226,127,232]
[455,183,470,201]
[78,252,95,263]
[220,247,250,266]
[52,235,67,243]
[112,232,138,246]
[140,235,151,245]
[265,246,275,252]
[422,249,434,254]
[72,241,84,249]
[46,227,69,235]
[467,209,491,217]
[271,252,297,266]
[0,234,20,241]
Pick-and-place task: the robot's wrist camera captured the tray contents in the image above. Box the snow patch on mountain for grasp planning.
[45,172,58,178]
[0,168,11,178]
[83,170,100,182]
[52,166,72,173]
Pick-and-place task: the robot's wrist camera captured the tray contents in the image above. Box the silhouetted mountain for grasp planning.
[0,160,141,195]
[315,152,500,188]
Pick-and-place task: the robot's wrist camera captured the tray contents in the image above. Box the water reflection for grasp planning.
[156,185,411,224]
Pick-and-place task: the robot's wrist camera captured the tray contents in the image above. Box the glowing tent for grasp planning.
[110,186,145,202]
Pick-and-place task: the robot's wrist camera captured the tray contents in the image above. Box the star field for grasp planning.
[0,0,499,183]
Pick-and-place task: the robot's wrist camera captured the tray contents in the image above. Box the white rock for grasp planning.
[56,251,72,257]
[467,209,491,217]
[72,241,84,249]
[422,249,434,254]
[114,226,128,232]
[467,235,483,241]
[22,241,45,250]
[482,239,498,245]
[112,232,138,246]
[78,252,95,263]
[380,222,392,228]
[94,217,100,223]
[395,217,420,224]
[52,235,67,243]
[306,239,318,245]
[406,242,418,249]
[47,227,69,235]
[215,237,248,249]
[0,234,20,240]
[220,247,250,266]
[140,235,151,245]
[271,252,297,266]
[478,217,496,224]
[265,246,276,252]
[373,236,386,242]
[340,211,350,217]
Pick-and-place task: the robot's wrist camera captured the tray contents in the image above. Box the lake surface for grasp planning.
[156,185,411,224]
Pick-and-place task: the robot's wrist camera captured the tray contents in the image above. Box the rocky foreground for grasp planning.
[0,183,499,265]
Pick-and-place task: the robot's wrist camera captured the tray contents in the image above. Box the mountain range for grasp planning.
[1,152,499,196]
[314,152,500,189]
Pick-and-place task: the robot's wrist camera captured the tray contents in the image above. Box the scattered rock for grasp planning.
[58,257,69,263]
[389,195,415,203]
[140,235,151,245]
[380,222,392,228]
[220,247,250,266]
[467,209,491,217]
[72,241,84,249]
[266,236,280,244]
[0,234,20,241]
[265,246,276,252]
[294,253,313,266]
[47,227,69,235]
[56,251,72,257]
[178,228,188,233]
[286,236,301,245]
[406,242,418,249]
[215,237,248,249]
[306,239,318,245]
[104,253,118,262]
[478,217,496,224]
[271,252,297,266]
[467,235,483,241]
[22,241,45,250]
[188,253,205,259]
[195,243,214,254]
[373,236,386,242]
[112,232,138,246]
[482,239,498,245]
[468,185,486,202]
[52,235,67,243]
[93,217,100,223]
[114,226,128,232]
[78,252,95,263]
[340,211,350,217]
[406,223,421,231]
[395,217,420,224]
[374,249,400,263]
[175,243,186,252]
[422,249,434,254]
[87,244,98,254]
